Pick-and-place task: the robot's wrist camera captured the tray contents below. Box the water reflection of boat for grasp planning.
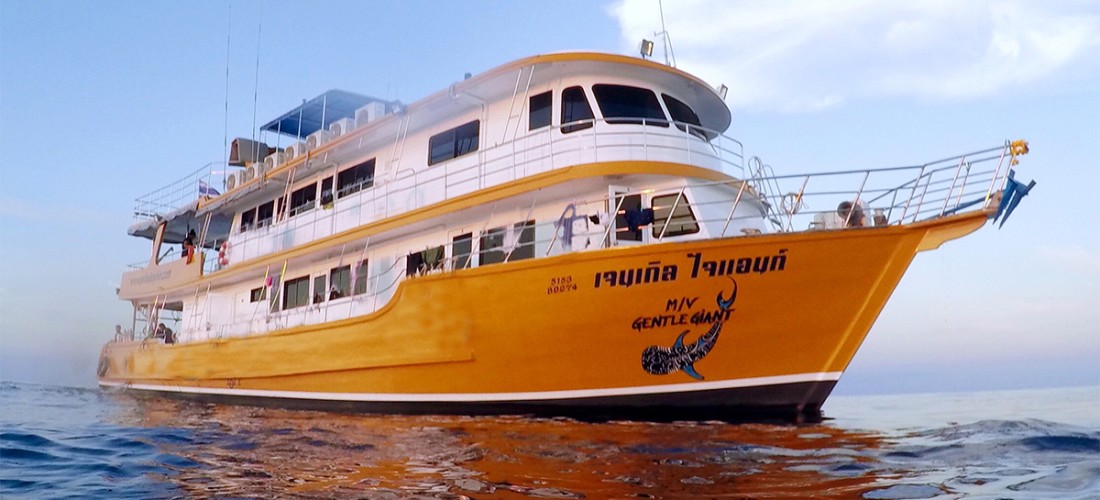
[112,397,887,498]
[98,52,1034,421]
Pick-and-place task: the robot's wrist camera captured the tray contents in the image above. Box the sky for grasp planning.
[1,0,1097,394]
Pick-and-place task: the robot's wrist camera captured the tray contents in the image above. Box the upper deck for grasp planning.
[127,52,740,251]
[119,52,1030,307]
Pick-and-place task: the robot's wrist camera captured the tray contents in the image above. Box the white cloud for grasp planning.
[610,0,1100,111]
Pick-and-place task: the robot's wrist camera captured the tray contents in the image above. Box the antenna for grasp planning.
[656,0,676,67]
[222,1,232,190]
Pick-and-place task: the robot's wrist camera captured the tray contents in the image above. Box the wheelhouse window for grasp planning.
[561,86,594,134]
[240,207,256,232]
[428,120,480,165]
[330,265,351,299]
[352,260,369,295]
[529,91,552,130]
[406,246,443,276]
[592,84,668,127]
[479,227,506,265]
[249,286,266,303]
[510,220,536,261]
[661,93,711,140]
[288,183,317,216]
[283,275,310,310]
[651,194,700,237]
[452,233,472,270]
[337,158,376,197]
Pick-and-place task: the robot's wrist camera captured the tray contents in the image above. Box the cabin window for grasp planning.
[510,220,536,261]
[406,246,444,276]
[561,86,594,134]
[312,275,327,304]
[256,200,275,227]
[428,120,480,166]
[289,183,317,216]
[320,177,334,206]
[614,193,644,241]
[352,260,369,295]
[240,208,256,232]
[479,227,506,265]
[592,84,668,127]
[452,233,472,270]
[330,265,351,299]
[661,93,710,140]
[651,194,700,237]
[283,276,310,310]
[249,286,266,303]
[337,158,376,197]
[529,91,552,130]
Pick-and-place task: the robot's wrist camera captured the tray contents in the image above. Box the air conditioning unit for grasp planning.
[226,172,237,191]
[243,164,258,182]
[329,117,355,137]
[263,151,284,172]
[284,141,308,161]
[355,101,388,127]
[306,130,331,150]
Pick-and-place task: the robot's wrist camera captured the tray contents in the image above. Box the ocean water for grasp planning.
[1,383,1097,499]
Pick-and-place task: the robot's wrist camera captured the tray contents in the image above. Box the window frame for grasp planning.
[330,265,351,299]
[592,84,669,128]
[561,86,594,134]
[479,227,506,265]
[288,183,318,217]
[282,275,310,310]
[661,93,711,140]
[352,260,369,295]
[528,91,552,130]
[337,158,376,198]
[651,193,701,238]
[428,120,480,166]
[509,220,536,261]
[452,233,473,270]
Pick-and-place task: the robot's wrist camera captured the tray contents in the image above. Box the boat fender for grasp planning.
[97,355,109,377]
[218,241,230,266]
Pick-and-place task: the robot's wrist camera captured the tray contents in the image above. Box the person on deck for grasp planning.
[182,229,196,264]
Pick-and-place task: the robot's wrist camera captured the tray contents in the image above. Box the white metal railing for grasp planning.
[133,162,231,219]
[163,140,1028,344]
[133,119,743,222]
[739,142,1022,233]
[185,119,742,273]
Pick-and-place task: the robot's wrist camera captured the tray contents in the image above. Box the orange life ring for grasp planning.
[218,241,230,266]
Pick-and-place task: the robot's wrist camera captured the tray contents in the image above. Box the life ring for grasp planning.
[781,192,805,215]
[97,356,109,377]
[218,241,230,266]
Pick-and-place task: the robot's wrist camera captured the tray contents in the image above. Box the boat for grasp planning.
[98,51,1035,421]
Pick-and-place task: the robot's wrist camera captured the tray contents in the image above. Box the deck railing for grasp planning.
[128,128,1026,342]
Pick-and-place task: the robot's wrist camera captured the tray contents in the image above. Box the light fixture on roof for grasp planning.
[717,84,728,100]
[639,39,655,60]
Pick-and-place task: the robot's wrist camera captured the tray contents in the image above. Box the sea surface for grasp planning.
[1,382,1097,499]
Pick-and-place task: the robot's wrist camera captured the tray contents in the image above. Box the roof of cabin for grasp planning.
[260,89,393,139]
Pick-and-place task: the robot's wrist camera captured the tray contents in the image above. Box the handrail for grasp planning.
[134,119,744,222]
[128,139,1026,342]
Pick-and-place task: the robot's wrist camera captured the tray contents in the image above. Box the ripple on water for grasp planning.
[1,384,1097,499]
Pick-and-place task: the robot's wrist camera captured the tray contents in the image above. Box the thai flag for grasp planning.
[198,180,221,196]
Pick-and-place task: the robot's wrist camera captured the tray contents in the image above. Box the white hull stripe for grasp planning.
[99,372,843,403]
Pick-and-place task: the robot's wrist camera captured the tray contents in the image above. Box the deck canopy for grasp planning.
[128,201,233,248]
[260,89,392,138]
